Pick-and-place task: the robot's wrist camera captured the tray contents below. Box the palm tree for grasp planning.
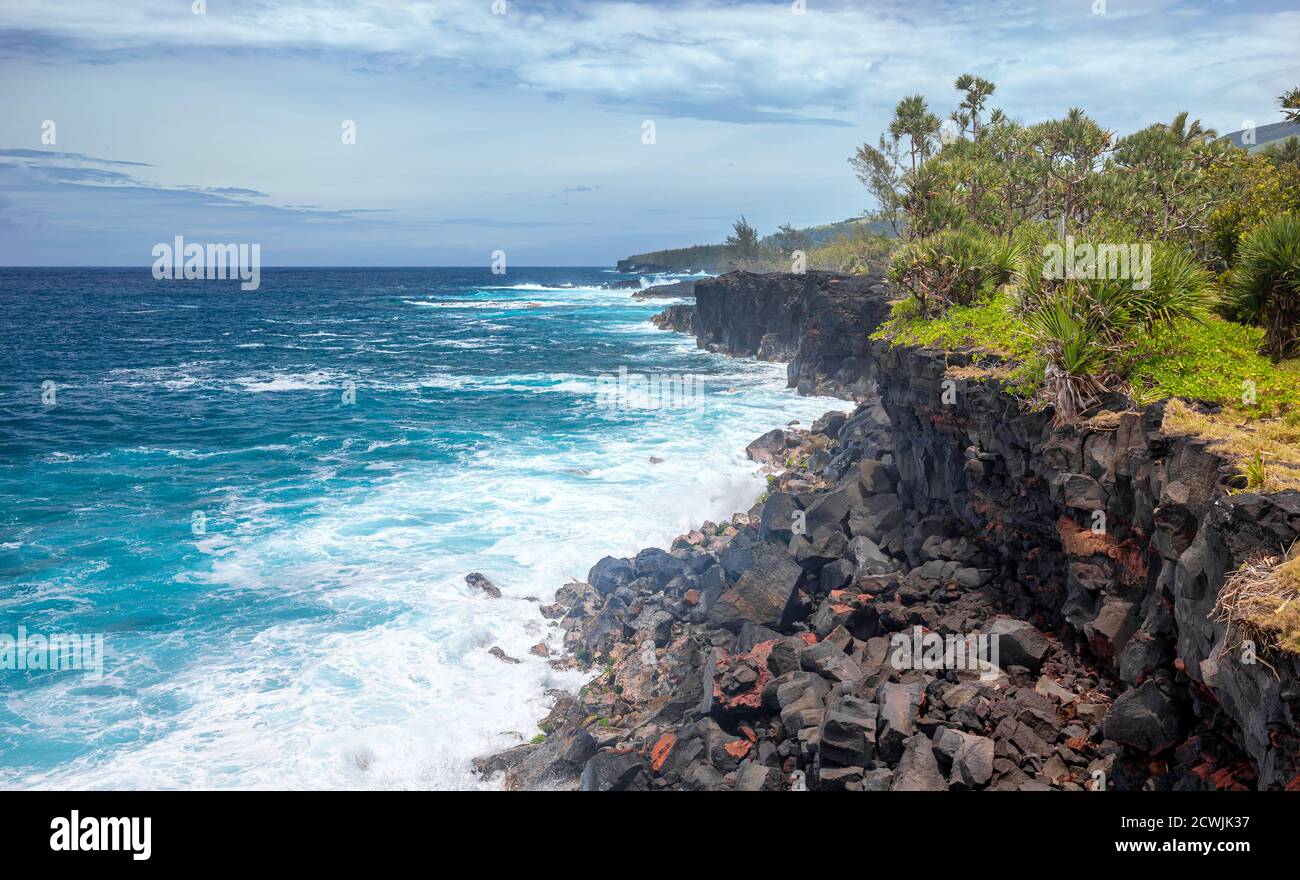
[888,95,941,172]
[1281,86,1300,125]
[1264,137,1300,169]
[953,74,997,135]
[1162,111,1217,147]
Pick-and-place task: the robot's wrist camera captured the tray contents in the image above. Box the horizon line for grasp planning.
[0,264,630,270]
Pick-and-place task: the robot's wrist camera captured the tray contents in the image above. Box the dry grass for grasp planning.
[1213,550,1300,670]
[945,363,1019,382]
[1162,399,1300,492]
[1081,410,1129,432]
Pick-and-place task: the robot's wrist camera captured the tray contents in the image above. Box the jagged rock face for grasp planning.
[870,340,1300,789]
[650,303,694,334]
[481,273,1300,792]
[657,270,893,399]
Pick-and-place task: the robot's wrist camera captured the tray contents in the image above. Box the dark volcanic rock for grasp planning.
[988,618,1050,674]
[759,492,801,543]
[587,556,635,595]
[848,535,894,575]
[465,571,502,598]
[774,671,830,732]
[1102,680,1186,754]
[747,428,789,464]
[489,646,521,664]
[818,694,878,768]
[633,280,696,299]
[803,487,852,535]
[504,728,599,790]
[735,761,782,791]
[877,681,922,763]
[492,271,1300,794]
[633,547,687,586]
[891,734,946,791]
[650,303,695,334]
[708,544,802,631]
[935,728,995,789]
[670,270,893,399]
[800,639,862,683]
[580,750,648,791]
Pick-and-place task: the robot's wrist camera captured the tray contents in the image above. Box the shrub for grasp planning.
[887,226,1022,316]
[1225,213,1300,359]
[1206,151,1300,270]
[1015,241,1214,421]
[1125,316,1300,415]
[806,227,895,273]
[1017,240,1213,336]
[1018,286,1111,422]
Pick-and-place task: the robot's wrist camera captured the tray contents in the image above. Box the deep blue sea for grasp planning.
[0,267,847,789]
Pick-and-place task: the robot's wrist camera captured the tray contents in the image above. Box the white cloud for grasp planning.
[2,0,1297,263]
[1,0,1294,128]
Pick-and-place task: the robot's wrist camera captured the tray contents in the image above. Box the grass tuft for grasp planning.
[1214,549,1300,665]
[1162,400,1300,492]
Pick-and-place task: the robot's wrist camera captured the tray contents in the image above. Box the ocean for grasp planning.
[0,267,848,789]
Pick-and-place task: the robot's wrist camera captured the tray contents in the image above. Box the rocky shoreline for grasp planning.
[473,271,1300,792]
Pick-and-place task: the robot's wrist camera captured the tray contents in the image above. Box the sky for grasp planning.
[0,0,1296,266]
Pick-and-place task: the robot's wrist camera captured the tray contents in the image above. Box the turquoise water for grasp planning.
[0,267,846,789]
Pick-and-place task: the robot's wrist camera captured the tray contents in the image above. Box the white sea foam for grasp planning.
[233,370,344,393]
[394,372,597,395]
[4,296,848,792]
[404,299,573,310]
[8,354,846,792]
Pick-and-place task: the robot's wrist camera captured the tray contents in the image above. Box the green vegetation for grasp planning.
[873,293,1044,394]
[619,216,895,274]
[875,292,1031,360]
[1125,318,1300,413]
[1225,213,1300,358]
[724,216,762,267]
[1206,147,1300,269]
[1283,87,1300,126]
[1234,451,1274,494]
[887,226,1021,316]
[619,242,732,273]
[862,74,1300,431]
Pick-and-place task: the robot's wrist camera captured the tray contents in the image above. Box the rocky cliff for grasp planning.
[662,270,892,399]
[871,341,1300,789]
[477,272,1300,791]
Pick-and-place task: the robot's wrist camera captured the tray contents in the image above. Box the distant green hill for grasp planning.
[1220,120,1300,153]
[617,217,894,273]
[616,243,731,273]
[770,217,894,247]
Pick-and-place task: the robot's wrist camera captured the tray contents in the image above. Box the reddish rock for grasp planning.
[710,642,776,712]
[650,732,677,772]
[723,739,752,760]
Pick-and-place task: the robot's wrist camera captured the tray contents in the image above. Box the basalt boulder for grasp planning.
[707,544,803,631]
[587,556,636,595]
[1102,680,1186,755]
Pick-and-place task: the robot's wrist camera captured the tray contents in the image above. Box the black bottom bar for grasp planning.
[0,791,1283,865]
